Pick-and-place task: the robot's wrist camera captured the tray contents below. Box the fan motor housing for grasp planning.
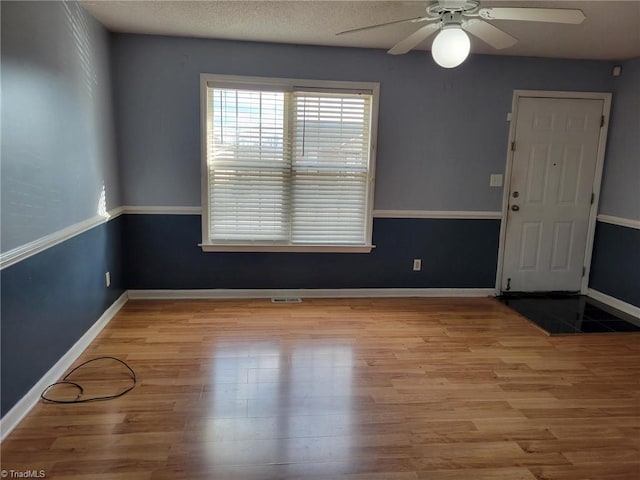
[427,0,479,16]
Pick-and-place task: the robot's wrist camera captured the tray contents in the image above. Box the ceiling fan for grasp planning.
[337,0,586,68]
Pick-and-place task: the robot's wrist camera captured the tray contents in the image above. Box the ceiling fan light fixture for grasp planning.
[431,25,470,68]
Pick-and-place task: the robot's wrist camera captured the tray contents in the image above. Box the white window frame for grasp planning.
[200,74,379,253]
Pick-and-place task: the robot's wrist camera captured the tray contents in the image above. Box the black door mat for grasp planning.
[497,294,640,335]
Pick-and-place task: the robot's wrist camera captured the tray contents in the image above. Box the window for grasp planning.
[200,74,379,252]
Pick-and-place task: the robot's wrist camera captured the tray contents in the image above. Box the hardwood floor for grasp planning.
[1,297,639,479]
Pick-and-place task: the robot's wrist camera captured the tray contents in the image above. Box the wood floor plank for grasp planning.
[1,297,639,479]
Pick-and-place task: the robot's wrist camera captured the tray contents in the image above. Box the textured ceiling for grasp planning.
[80,1,640,61]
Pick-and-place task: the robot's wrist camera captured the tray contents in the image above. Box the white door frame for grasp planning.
[495,90,612,296]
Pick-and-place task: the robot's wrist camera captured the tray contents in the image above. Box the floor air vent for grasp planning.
[271,297,302,304]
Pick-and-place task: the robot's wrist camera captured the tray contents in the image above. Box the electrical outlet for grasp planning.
[105,271,111,287]
[413,259,422,271]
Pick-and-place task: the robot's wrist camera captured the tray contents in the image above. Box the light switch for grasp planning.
[490,174,503,187]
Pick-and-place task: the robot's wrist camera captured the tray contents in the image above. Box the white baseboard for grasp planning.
[587,289,640,321]
[127,288,495,300]
[0,292,129,442]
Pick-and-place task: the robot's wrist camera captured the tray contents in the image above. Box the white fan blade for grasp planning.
[464,19,518,50]
[388,22,440,55]
[337,16,430,35]
[479,7,585,24]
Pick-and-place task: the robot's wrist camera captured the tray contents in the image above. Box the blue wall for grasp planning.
[0,219,125,416]
[1,1,121,252]
[590,222,640,308]
[125,215,500,289]
[589,56,640,308]
[0,1,123,417]
[111,34,614,212]
[598,57,640,221]
[112,33,634,298]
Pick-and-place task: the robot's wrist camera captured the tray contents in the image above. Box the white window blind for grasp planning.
[207,88,290,241]
[291,92,370,245]
[202,75,378,252]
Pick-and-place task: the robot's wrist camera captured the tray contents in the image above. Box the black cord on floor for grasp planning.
[41,356,136,404]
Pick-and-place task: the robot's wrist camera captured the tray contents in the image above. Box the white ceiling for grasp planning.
[80,1,640,61]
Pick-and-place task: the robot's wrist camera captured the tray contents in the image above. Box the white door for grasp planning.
[501,97,604,293]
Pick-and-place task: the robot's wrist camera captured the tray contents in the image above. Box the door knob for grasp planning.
[511,205,520,211]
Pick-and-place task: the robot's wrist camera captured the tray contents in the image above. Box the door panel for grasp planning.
[558,146,583,204]
[502,97,603,292]
[550,221,574,270]
[519,222,542,270]
[525,145,549,203]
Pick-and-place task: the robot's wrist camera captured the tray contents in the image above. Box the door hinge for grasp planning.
[591,192,595,205]
[582,266,586,277]
[510,141,516,152]
[601,115,605,127]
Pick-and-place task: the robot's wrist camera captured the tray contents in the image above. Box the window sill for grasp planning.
[199,244,374,253]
